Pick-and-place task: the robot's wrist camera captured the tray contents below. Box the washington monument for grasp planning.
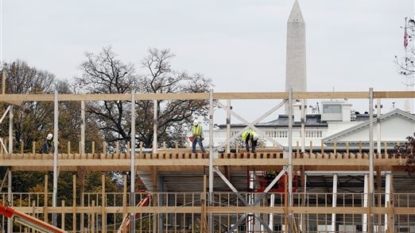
[285,0,307,111]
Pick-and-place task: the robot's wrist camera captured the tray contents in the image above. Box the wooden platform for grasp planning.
[0,150,408,172]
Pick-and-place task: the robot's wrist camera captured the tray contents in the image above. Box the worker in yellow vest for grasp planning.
[241,129,259,153]
[192,120,206,153]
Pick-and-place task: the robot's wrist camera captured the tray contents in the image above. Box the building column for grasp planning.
[268,194,275,231]
[363,174,368,232]
[300,174,307,232]
[8,105,13,153]
[331,174,338,232]
[384,172,391,231]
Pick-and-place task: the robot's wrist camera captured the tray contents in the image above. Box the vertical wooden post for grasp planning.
[2,70,5,95]
[388,173,394,233]
[61,200,66,230]
[121,175,127,233]
[346,141,349,155]
[73,175,77,232]
[79,169,85,233]
[92,141,95,155]
[44,175,49,223]
[103,141,107,155]
[33,141,36,154]
[152,168,158,233]
[309,140,313,155]
[67,141,71,155]
[301,166,306,231]
[201,175,208,233]
[376,167,382,231]
[91,200,95,233]
[101,174,107,233]
[20,141,24,154]
[284,173,288,233]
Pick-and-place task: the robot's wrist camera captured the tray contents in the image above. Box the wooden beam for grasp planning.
[0,91,414,103]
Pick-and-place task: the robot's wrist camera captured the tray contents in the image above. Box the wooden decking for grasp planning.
[0,150,408,172]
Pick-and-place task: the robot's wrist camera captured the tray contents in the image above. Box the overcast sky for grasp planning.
[1,0,414,123]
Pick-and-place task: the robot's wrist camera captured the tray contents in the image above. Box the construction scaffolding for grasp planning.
[0,90,414,232]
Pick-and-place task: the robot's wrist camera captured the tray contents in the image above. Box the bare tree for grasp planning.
[75,47,213,148]
[396,18,415,80]
[137,48,212,148]
[75,46,138,147]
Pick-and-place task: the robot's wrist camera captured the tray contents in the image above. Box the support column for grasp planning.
[376,99,381,154]
[81,100,85,155]
[8,106,12,153]
[300,173,307,232]
[269,194,275,231]
[226,99,231,153]
[208,89,214,232]
[331,174,338,232]
[7,169,11,233]
[384,172,391,231]
[247,193,254,232]
[288,89,293,208]
[129,90,136,233]
[52,90,59,226]
[368,88,374,233]
[152,98,157,153]
[287,89,294,233]
[301,99,305,152]
[363,174,368,232]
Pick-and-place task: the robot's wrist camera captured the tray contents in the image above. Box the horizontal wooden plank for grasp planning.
[0,91,414,103]
[14,206,411,215]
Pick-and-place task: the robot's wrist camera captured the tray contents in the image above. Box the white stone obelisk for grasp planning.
[286,0,307,113]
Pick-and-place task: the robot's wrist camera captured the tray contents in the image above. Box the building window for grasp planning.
[323,104,341,113]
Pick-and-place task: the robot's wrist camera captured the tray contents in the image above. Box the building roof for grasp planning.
[216,112,373,129]
[323,108,415,146]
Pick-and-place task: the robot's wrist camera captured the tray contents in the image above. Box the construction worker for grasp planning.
[241,129,259,153]
[191,120,206,153]
[265,170,279,189]
[40,133,53,154]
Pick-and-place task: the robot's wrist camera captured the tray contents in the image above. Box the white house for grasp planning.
[199,100,414,152]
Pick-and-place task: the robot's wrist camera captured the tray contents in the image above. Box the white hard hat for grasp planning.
[46,133,53,140]
[193,119,199,126]
[253,133,259,141]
